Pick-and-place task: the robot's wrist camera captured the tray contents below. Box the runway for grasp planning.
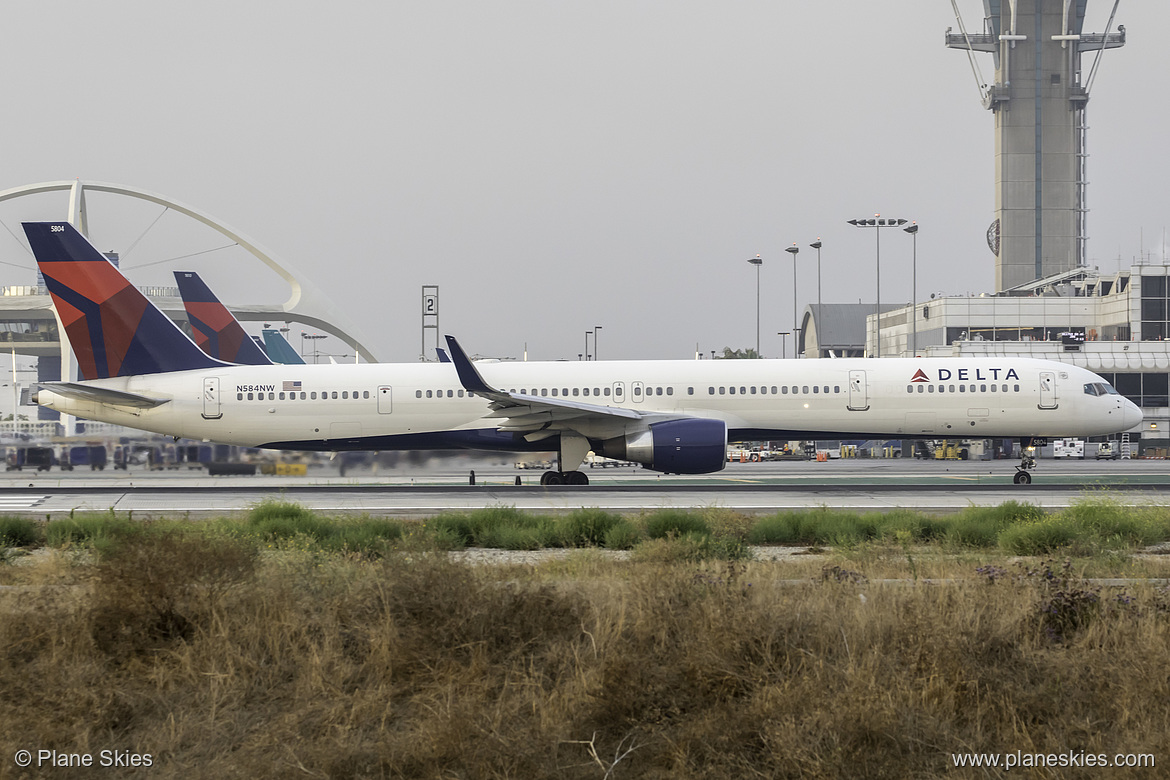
[2,458,1167,517]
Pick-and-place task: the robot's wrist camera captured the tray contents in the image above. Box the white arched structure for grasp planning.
[0,180,379,362]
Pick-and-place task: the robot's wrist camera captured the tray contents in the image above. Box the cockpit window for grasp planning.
[1084,382,1119,396]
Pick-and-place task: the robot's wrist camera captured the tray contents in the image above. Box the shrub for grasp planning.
[46,513,137,548]
[560,508,623,547]
[998,516,1079,555]
[0,516,39,547]
[644,509,710,540]
[603,520,641,550]
[247,500,334,540]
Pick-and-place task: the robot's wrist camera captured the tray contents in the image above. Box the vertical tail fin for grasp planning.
[174,271,273,366]
[23,222,229,378]
[261,329,306,365]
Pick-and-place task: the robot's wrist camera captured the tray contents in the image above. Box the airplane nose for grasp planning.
[1122,399,1143,430]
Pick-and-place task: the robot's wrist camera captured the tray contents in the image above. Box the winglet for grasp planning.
[435,347,451,364]
[444,335,496,395]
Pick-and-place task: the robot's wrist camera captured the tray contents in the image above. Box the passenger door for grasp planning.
[847,370,869,411]
[1039,371,1058,409]
[377,386,392,413]
[202,377,222,420]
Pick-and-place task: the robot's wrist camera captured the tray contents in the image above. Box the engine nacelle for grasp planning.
[599,418,727,474]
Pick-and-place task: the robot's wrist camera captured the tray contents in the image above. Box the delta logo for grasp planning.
[911,367,1022,382]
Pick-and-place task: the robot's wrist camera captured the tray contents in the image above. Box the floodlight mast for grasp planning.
[847,215,908,358]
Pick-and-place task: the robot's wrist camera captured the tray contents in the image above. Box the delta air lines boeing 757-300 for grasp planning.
[24,222,1141,485]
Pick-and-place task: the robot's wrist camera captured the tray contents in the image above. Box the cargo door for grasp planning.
[377,386,392,414]
[847,370,869,411]
[202,377,222,420]
[1039,371,1058,410]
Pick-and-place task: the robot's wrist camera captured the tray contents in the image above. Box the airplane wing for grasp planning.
[444,335,658,437]
[35,382,171,409]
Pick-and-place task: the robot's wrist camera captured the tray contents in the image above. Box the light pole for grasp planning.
[903,222,919,356]
[747,254,763,356]
[810,239,822,308]
[301,332,327,363]
[777,331,790,360]
[785,245,799,358]
[847,215,908,358]
[584,331,591,361]
[593,325,602,361]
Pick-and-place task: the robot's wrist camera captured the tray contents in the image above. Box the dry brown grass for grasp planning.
[2,535,1168,778]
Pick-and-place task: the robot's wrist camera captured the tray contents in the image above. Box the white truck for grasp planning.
[1052,439,1085,459]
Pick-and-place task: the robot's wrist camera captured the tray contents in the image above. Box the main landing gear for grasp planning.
[1013,438,1041,485]
[540,470,589,486]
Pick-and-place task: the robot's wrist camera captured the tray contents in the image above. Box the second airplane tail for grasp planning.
[174,271,272,366]
[24,222,229,379]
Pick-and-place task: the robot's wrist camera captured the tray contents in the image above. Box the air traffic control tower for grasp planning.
[947,1,1124,292]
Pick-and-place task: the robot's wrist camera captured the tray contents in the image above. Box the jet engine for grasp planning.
[598,418,727,474]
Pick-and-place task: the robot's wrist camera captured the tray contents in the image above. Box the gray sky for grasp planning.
[2,1,1167,364]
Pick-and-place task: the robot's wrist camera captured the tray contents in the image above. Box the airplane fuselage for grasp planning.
[36,357,1140,457]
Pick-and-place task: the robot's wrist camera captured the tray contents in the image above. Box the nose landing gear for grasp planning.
[1013,438,1042,485]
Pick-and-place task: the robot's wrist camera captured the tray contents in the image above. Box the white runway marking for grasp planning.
[0,495,46,509]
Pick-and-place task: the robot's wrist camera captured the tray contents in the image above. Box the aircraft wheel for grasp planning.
[540,471,564,486]
[565,471,589,486]
[1013,471,1032,485]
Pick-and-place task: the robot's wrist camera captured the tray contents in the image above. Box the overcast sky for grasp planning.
[2,1,1166,365]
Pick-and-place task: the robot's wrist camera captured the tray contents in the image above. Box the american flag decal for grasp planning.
[283,380,302,391]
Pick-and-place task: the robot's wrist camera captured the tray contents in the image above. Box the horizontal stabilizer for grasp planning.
[36,382,170,409]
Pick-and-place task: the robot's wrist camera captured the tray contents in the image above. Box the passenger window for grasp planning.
[415,390,422,398]
[751,387,757,395]
[280,392,286,400]
[990,384,997,392]
[458,390,464,398]
[950,385,955,393]
[606,388,612,396]
[301,392,307,400]
[562,388,569,396]
[729,387,736,395]
[582,388,589,396]
[552,388,559,397]
[446,390,453,398]
[980,384,986,392]
[834,386,840,393]
[426,390,432,398]
[959,385,966,393]
[342,391,349,400]
[782,386,788,394]
[312,392,318,399]
[772,386,779,394]
[268,392,275,400]
[907,386,913,393]
[656,387,663,396]
[928,385,934,393]
[542,389,548,397]
[1014,384,1020,392]
[917,385,924,393]
[740,387,746,394]
[802,386,809,394]
[969,385,975,393]
[667,387,674,396]
[813,386,819,394]
[719,387,726,395]
[364,391,370,399]
[246,392,253,400]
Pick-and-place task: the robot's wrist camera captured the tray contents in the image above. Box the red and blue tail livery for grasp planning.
[23,222,228,379]
[174,270,272,366]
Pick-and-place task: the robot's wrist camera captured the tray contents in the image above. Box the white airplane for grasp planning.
[25,222,1141,485]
